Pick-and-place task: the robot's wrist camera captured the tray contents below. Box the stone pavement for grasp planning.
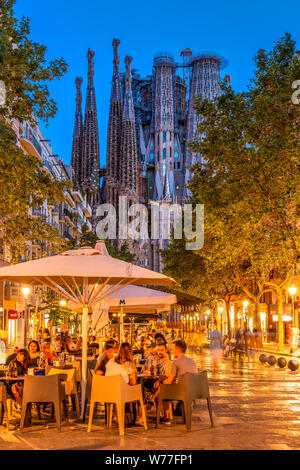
[0,350,300,450]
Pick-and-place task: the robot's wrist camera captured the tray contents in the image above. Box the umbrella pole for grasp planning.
[81,305,88,418]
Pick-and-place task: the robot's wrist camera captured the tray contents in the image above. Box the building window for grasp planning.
[163,164,166,177]
[163,148,166,159]
[174,151,178,159]
[163,132,166,143]
[150,152,154,161]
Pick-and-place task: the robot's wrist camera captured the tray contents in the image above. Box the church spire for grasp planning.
[122,55,135,122]
[106,39,123,207]
[111,38,122,103]
[81,48,100,208]
[120,55,138,198]
[85,49,97,111]
[71,77,83,185]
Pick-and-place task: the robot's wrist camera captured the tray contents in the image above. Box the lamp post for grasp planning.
[218,305,224,334]
[22,287,31,347]
[288,286,297,329]
[243,300,249,329]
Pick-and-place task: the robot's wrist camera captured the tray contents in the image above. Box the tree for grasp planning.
[0,0,69,259]
[78,224,135,263]
[0,0,67,124]
[36,289,75,328]
[163,34,300,350]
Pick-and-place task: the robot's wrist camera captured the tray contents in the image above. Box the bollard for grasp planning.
[277,357,287,368]
[288,359,299,371]
[259,353,268,363]
[267,355,277,366]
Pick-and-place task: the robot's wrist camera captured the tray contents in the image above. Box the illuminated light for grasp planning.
[243,300,249,308]
[59,299,67,307]
[22,287,31,298]
[272,315,292,322]
[0,307,3,312]
[289,286,297,297]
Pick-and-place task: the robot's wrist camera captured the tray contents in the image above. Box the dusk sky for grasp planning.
[14,0,300,167]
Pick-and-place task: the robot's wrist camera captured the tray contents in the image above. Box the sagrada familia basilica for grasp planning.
[71,40,228,272]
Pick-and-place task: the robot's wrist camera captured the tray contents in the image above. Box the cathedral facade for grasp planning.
[70,42,228,271]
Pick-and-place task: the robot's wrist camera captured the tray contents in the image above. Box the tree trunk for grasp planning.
[225,300,231,337]
[254,297,260,331]
[214,300,221,331]
[277,288,284,352]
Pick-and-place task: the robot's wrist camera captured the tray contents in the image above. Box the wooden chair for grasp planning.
[0,384,9,430]
[47,366,80,418]
[156,371,214,431]
[20,375,68,431]
[88,373,147,436]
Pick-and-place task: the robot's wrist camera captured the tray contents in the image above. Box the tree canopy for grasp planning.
[0,0,69,259]
[162,34,300,335]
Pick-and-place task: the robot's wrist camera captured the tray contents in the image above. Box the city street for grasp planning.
[1,350,300,450]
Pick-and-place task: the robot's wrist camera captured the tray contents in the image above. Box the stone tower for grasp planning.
[81,49,100,209]
[119,55,139,204]
[106,39,123,210]
[71,77,83,185]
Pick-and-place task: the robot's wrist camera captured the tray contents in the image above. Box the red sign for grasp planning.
[8,310,18,320]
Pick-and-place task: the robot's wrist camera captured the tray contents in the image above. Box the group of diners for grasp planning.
[94,336,197,425]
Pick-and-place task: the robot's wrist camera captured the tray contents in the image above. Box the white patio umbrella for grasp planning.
[108,285,177,314]
[0,241,177,415]
[94,285,177,342]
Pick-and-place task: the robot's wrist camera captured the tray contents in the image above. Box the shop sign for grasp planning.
[8,310,18,320]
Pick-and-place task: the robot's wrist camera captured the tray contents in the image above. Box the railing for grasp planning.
[31,207,47,220]
[63,230,72,240]
[22,128,42,157]
[64,206,75,222]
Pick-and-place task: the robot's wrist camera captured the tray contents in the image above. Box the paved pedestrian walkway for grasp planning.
[0,350,299,450]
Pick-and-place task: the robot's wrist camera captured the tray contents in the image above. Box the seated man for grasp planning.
[161,340,197,424]
[94,340,116,375]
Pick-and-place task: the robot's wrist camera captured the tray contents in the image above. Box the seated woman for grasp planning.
[40,342,58,365]
[105,342,145,425]
[27,340,41,368]
[7,349,29,408]
[105,342,137,385]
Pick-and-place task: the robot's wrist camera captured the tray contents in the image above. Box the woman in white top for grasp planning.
[105,342,137,385]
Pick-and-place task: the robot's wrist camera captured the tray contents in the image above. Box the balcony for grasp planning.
[64,207,75,227]
[71,190,85,205]
[19,128,42,161]
[31,207,47,221]
[42,160,56,178]
[82,202,92,218]
[64,190,76,208]
[52,204,60,216]
[63,229,72,241]
[86,219,93,232]
[73,205,84,220]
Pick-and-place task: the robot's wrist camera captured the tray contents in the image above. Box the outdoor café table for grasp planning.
[0,376,25,383]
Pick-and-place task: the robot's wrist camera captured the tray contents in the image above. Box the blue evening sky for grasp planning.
[14,0,300,167]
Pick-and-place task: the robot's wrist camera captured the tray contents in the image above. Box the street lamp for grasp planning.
[243,300,249,328]
[22,286,31,347]
[288,286,297,329]
[59,299,67,307]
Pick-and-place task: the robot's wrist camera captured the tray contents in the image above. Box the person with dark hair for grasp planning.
[160,340,197,425]
[95,340,116,375]
[27,340,40,367]
[105,342,137,385]
[7,349,29,405]
[155,332,166,343]
[164,340,197,383]
[5,346,19,365]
